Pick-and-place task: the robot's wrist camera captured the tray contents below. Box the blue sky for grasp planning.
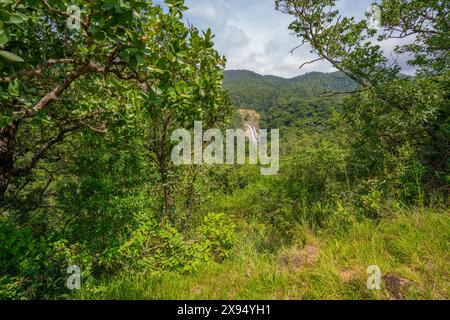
[156,0,414,78]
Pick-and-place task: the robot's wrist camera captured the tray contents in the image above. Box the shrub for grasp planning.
[0,222,92,300]
[115,219,210,274]
[196,212,237,260]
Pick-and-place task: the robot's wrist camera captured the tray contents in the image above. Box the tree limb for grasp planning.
[0,59,77,83]
[14,67,89,119]
[298,57,324,70]
[12,124,81,177]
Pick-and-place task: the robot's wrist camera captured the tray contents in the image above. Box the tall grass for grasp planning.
[75,208,449,300]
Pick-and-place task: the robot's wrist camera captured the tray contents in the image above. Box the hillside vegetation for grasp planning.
[224,70,356,113]
[0,0,448,300]
[224,70,356,128]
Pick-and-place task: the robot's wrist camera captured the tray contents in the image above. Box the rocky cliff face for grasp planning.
[238,109,260,143]
[238,109,260,129]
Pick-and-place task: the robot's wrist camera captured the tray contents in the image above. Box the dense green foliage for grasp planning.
[0,0,448,300]
[224,70,355,128]
[75,209,450,300]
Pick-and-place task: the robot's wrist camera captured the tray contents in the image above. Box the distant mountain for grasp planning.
[223,70,357,113]
[223,70,358,129]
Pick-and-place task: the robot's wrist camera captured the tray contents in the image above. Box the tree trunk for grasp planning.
[0,123,17,201]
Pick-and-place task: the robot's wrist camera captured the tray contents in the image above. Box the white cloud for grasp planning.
[180,0,415,77]
[186,1,219,22]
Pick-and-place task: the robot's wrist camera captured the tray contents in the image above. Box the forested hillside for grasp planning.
[0,0,448,301]
[224,70,356,113]
[224,70,356,128]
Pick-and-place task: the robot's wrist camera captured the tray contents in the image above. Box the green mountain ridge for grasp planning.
[223,69,356,128]
[225,69,347,81]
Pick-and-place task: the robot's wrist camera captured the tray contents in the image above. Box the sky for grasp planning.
[156,0,415,78]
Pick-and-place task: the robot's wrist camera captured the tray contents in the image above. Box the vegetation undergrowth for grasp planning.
[74,207,449,300]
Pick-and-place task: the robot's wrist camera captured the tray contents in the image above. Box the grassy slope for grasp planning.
[77,208,449,300]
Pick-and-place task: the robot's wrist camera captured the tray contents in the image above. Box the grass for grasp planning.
[75,208,449,300]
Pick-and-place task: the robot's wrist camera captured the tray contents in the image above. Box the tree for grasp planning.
[142,23,233,218]
[0,0,157,200]
[0,0,231,203]
[380,0,449,74]
[275,0,449,196]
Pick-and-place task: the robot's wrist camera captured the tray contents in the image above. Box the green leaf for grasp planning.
[101,1,115,11]
[0,50,24,62]
[119,0,131,10]
[175,80,187,94]
[9,14,24,24]
[0,29,9,45]
[135,53,144,66]
[0,10,10,22]
[7,80,19,96]
[148,66,165,74]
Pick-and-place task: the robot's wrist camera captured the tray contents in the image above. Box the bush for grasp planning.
[0,222,92,300]
[196,213,237,260]
[108,213,237,275]
[115,219,208,274]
